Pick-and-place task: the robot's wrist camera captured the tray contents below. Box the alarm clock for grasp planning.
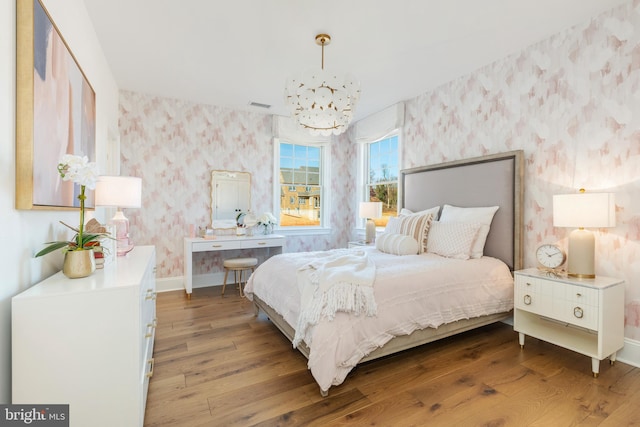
[536,244,566,270]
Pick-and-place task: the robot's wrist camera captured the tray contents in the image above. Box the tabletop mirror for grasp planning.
[211,170,251,223]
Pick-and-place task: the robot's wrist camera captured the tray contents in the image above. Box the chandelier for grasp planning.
[284,34,360,136]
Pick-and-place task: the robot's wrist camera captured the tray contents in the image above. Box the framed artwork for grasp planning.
[16,0,96,210]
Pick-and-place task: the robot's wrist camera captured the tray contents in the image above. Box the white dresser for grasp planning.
[12,246,156,427]
[514,268,625,377]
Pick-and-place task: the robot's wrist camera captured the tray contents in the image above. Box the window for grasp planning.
[364,134,399,227]
[277,141,327,228]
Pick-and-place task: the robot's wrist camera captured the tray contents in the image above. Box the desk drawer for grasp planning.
[192,240,242,252]
[241,238,285,249]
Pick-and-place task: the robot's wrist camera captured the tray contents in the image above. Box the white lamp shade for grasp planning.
[553,192,615,228]
[359,202,382,219]
[95,176,142,208]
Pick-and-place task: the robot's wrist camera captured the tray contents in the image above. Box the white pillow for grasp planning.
[399,206,440,219]
[438,204,499,259]
[426,221,481,260]
[382,213,433,253]
[375,233,420,256]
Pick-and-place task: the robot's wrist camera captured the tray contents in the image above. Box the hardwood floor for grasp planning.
[144,286,640,426]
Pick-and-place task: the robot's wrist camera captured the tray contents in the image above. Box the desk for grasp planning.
[184,235,285,297]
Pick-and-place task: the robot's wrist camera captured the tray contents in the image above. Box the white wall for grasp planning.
[0,0,119,403]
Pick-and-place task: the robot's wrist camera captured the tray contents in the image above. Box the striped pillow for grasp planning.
[385,213,433,253]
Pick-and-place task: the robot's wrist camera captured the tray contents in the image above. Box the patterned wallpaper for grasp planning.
[119,93,357,283]
[120,0,640,339]
[402,0,640,339]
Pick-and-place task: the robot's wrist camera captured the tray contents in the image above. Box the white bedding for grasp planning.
[244,246,514,393]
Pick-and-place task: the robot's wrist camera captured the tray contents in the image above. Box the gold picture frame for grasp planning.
[16,0,96,210]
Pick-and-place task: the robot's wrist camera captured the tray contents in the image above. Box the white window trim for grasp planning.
[357,130,402,231]
[273,138,332,236]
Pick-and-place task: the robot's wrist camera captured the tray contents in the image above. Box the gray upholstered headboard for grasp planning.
[400,150,524,271]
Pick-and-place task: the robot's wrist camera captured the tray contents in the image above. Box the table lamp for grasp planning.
[553,189,615,278]
[95,176,142,256]
[359,201,383,244]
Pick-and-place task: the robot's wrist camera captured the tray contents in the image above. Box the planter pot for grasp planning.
[63,250,96,279]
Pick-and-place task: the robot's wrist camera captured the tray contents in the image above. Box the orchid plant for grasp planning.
[35,154,108,257]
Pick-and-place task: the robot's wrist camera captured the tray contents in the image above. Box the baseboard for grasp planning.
[156,273,223,293]
[617,338,640,368]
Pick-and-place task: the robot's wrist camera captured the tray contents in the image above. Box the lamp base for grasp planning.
[365,219,376,244]
[567,228,595,278]
[111,210,134,257]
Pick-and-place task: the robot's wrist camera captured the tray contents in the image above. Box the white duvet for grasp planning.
[244,247,514,394]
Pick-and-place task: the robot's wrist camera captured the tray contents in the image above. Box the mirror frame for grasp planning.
[211,170,251,224]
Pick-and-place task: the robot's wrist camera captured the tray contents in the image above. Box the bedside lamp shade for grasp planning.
[95,176,142,256]
[359,202,383,244]
[553,191,615,278]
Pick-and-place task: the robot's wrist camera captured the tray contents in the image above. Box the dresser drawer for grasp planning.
[192,240,242,252]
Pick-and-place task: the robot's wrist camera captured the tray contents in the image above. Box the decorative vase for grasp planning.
[63,250,96,279]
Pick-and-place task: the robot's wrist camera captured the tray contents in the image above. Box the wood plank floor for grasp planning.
[144,286,640,427]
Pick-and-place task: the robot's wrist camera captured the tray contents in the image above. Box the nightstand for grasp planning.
[514,268,625,377]
[348,241,372,248]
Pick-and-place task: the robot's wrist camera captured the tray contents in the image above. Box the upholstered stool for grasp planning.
[222,257,258,297]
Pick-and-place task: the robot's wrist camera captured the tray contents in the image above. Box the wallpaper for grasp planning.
[119,94,356,283]
[402,0,640,339]
[120,0,640,339]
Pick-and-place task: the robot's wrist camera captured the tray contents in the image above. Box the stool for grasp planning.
[222,257,258,297]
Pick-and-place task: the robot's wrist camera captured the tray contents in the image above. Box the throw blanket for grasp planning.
[293,249,377,347]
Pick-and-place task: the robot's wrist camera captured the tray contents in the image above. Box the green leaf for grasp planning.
[35,241,72,257]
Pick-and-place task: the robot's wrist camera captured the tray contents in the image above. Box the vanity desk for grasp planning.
[183,234,285,297]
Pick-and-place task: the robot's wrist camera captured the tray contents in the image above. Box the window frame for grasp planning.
[273,138,331,236]
[358,131,401,230]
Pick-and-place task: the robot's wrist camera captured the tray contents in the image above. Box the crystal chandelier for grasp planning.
[284,34,360,136]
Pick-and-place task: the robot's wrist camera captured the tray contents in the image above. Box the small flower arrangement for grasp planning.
[257,212,277,235]
[35,154,109,257]
[257,212,278,227]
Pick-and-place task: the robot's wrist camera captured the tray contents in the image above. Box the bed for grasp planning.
[245,150,524,396]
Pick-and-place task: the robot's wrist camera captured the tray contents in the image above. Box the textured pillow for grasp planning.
[426,221,482,260]
[439,204,499,259]
[375,233,420,255]
[383,213,433,253]
[399,205,440,219]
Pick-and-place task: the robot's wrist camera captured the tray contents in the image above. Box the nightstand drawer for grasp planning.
[552,283,598,330]
[514,275,553,317]
[516,275,598,330]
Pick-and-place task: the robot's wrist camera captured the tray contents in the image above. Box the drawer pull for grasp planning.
[145,292,157,301]
[146,358,154,378]
[523,295,531,305]
[576,293,582,297]
[211,244,223,248]
[526,282,532,286]
[574,307,584,319]
[257,242,267,245]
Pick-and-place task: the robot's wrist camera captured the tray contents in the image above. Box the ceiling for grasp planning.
[82,0,628,122]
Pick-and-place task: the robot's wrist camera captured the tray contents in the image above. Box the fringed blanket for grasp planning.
[293,249,376,347]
